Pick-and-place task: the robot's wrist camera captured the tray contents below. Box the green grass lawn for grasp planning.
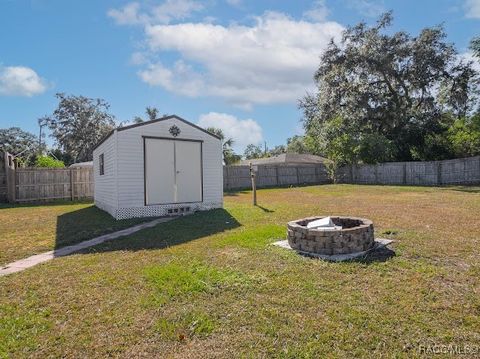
[0,201,151,266]
[1,185,479,358]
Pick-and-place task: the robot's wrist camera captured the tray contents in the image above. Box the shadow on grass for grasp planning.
[351,246,396,264]
[56,208,241,254]
[444,186,480,194]
[224,190,250,197]
[54,206,155,249]
[299,246,395,264]
[255,205,274,213]
[0,199,93,210]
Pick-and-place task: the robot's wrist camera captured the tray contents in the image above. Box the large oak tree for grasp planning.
[47,93,116,162]
[0,127,38,163]
[300,13,479,165]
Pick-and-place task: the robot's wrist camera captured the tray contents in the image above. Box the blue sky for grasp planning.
[1,0,479,154]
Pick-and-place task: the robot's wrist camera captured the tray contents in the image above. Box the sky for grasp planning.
[0,0,479,154]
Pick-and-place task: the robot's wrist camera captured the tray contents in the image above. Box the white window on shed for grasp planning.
[99,153,104,175]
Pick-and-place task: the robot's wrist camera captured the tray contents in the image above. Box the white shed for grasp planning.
[92,115,223,219]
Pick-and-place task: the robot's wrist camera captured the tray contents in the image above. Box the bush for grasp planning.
[35,155,65,168]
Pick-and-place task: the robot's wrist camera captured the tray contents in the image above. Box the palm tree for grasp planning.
[205,127,241,165]
[132,107,166,123]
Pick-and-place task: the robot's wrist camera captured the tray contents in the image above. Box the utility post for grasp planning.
[38,117,50,155]
[249,162,257,206]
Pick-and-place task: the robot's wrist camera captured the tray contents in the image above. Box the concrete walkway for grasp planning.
[0,217,176,277]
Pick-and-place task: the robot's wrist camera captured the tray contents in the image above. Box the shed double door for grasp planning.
[145,138,202,205]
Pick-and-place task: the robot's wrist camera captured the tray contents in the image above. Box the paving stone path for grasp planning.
[0,216,176,277]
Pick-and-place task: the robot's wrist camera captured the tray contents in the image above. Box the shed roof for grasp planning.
[93,115,221,151]
[238,153,328,166]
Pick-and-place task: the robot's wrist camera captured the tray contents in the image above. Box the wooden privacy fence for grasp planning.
[2,151,479,204]
[8,166,94,203]
[224,164,331,190]
[336,155,480,186]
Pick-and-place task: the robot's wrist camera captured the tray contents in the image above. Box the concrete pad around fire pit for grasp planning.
[272,238,394,262]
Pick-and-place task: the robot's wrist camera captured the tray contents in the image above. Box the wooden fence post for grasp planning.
[70,168,74,201]
[4,152,16,203]
[437,161,442,186]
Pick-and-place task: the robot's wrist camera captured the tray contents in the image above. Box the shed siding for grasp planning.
[93,132,117,217]
[116,118,223,211]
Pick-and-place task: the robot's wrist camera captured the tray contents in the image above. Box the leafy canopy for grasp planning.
[35,155,65,168]
[300,12,479,165]
[205,127,241,165]
[0,127,38,163]
[471,36,480,59]
[47,93,116,162]
[132,107,166,124]
[243,144,264,160]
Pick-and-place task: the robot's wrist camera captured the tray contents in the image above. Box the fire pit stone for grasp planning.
[287,216,374,255]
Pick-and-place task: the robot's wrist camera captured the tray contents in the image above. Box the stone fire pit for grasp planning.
[287,216,374,255]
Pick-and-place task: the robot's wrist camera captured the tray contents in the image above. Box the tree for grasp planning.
[300,12,479,165]
[267,145,286,157]
[243,144,263,160]
[471,36,480,59]
[447,114,480,157]
[35,155,65,168]
[0,127,38,164]
[205,127,241,165]
[49,148,74,166]
[286,135,309,154]
[132,107,164,124]
[47,93,116,162]
[146,107,159,121]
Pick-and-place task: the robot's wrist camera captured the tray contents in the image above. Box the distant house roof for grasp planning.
[238,153,328,166]
[69,161,93,168]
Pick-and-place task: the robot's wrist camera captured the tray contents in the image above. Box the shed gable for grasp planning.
[117,115,221,140]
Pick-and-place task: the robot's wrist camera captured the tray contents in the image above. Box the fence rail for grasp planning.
[15,167,94,202]
[336,156,480,186]
[0,160,94,203]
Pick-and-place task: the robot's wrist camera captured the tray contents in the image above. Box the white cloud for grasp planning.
[107,2,144,25]
[139,60,205,97]
[130,51,148,65]
[303,0,329,22]
[465,0,480,18]
[226,0,242,7]
[137,11,344,107]
[0,66,48,97]
[344,0,385,17]
[151,0,204,23]
[198,112,263,152]
[108,0,204,25]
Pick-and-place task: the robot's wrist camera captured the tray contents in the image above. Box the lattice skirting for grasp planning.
[113,201,223,220]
